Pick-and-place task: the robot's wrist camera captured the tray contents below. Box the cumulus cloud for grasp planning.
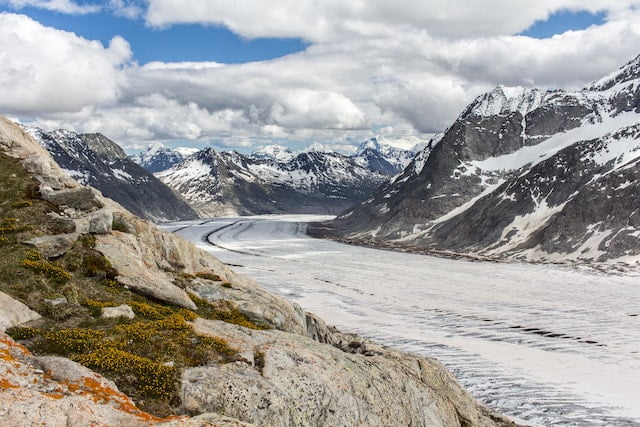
[3,3,640,151]
[0,13,131,114]
[144,0,640,40]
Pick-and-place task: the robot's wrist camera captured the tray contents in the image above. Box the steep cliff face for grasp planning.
[0,115,513,426]
[24,126,198,222]
[322,55,640,265]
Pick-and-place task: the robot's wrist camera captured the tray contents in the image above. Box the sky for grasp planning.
[1,1,640,155]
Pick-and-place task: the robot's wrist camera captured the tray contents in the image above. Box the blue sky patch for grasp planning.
[521,10,607,39]
[0,6,308,64]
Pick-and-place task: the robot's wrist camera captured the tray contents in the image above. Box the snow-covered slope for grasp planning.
[131,143,187,173]
[158,148,392,216]
[250,144,296,162]
[321,54,640,265]
[25,126,198,221]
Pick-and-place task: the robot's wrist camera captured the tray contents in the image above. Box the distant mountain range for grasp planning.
[130,143,198,173]
[316,54,640,264]
[24,127,198,221]
[156,140,415,216]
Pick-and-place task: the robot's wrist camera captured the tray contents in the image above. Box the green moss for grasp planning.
[221,282,232,289]
[195,271,221,281]
[111,219,129,233]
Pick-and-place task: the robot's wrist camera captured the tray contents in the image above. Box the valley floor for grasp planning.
[162,215,640,426]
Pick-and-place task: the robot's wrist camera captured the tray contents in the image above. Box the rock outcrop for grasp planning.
[185,318,510,427]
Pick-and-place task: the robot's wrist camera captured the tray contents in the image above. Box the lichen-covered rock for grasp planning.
[102,304,135,319]
[22,233,79,259]
[0,291,41,331]
[0,332,218,427]
[184,319,513,427]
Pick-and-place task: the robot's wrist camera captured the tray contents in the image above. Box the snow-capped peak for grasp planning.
[463,85,546,118]
[590,54,640,92]
[132,143,185,173]
[250,144,295,162]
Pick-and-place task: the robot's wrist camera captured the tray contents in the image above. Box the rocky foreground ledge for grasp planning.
[0,115,515,426]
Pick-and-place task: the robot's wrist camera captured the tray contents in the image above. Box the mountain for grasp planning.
[24,126,198,222]
[352,137,415,175]
[158,148,393,216]
[131,142,185,173]
[317,55,640,265]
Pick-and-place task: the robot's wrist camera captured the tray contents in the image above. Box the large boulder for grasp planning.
[0,291,41,331]
[183,318,511,427]
[95,232,196,310]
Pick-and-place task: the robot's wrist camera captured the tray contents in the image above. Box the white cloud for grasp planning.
[0,13,131,114]
[107,0,143,19]
[4,0,100,14]
[3,4,640,152]
[144,0,640,40]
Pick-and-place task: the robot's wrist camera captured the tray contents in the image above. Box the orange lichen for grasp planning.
[43,393,65,400]
[0,378,19,389]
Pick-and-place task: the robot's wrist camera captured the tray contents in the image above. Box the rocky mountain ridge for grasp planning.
[318,54,640,266]
[0,115,513,426]
[158,145,405,217]
[24,126,198,222]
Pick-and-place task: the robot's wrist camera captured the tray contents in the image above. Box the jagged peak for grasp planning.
[590,53,640,91]
[462,85,547,119]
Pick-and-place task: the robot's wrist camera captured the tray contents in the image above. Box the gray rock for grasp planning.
[89,207,113,234]
[101,304,135,319]
[42,187,105,211]
[95,232,197,310]
[0,292,41,331]
[22,233,79,259]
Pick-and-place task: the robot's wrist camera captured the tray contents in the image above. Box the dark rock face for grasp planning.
[322,55,640,264]
[24,127,198,222]
[158,148,392,216]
